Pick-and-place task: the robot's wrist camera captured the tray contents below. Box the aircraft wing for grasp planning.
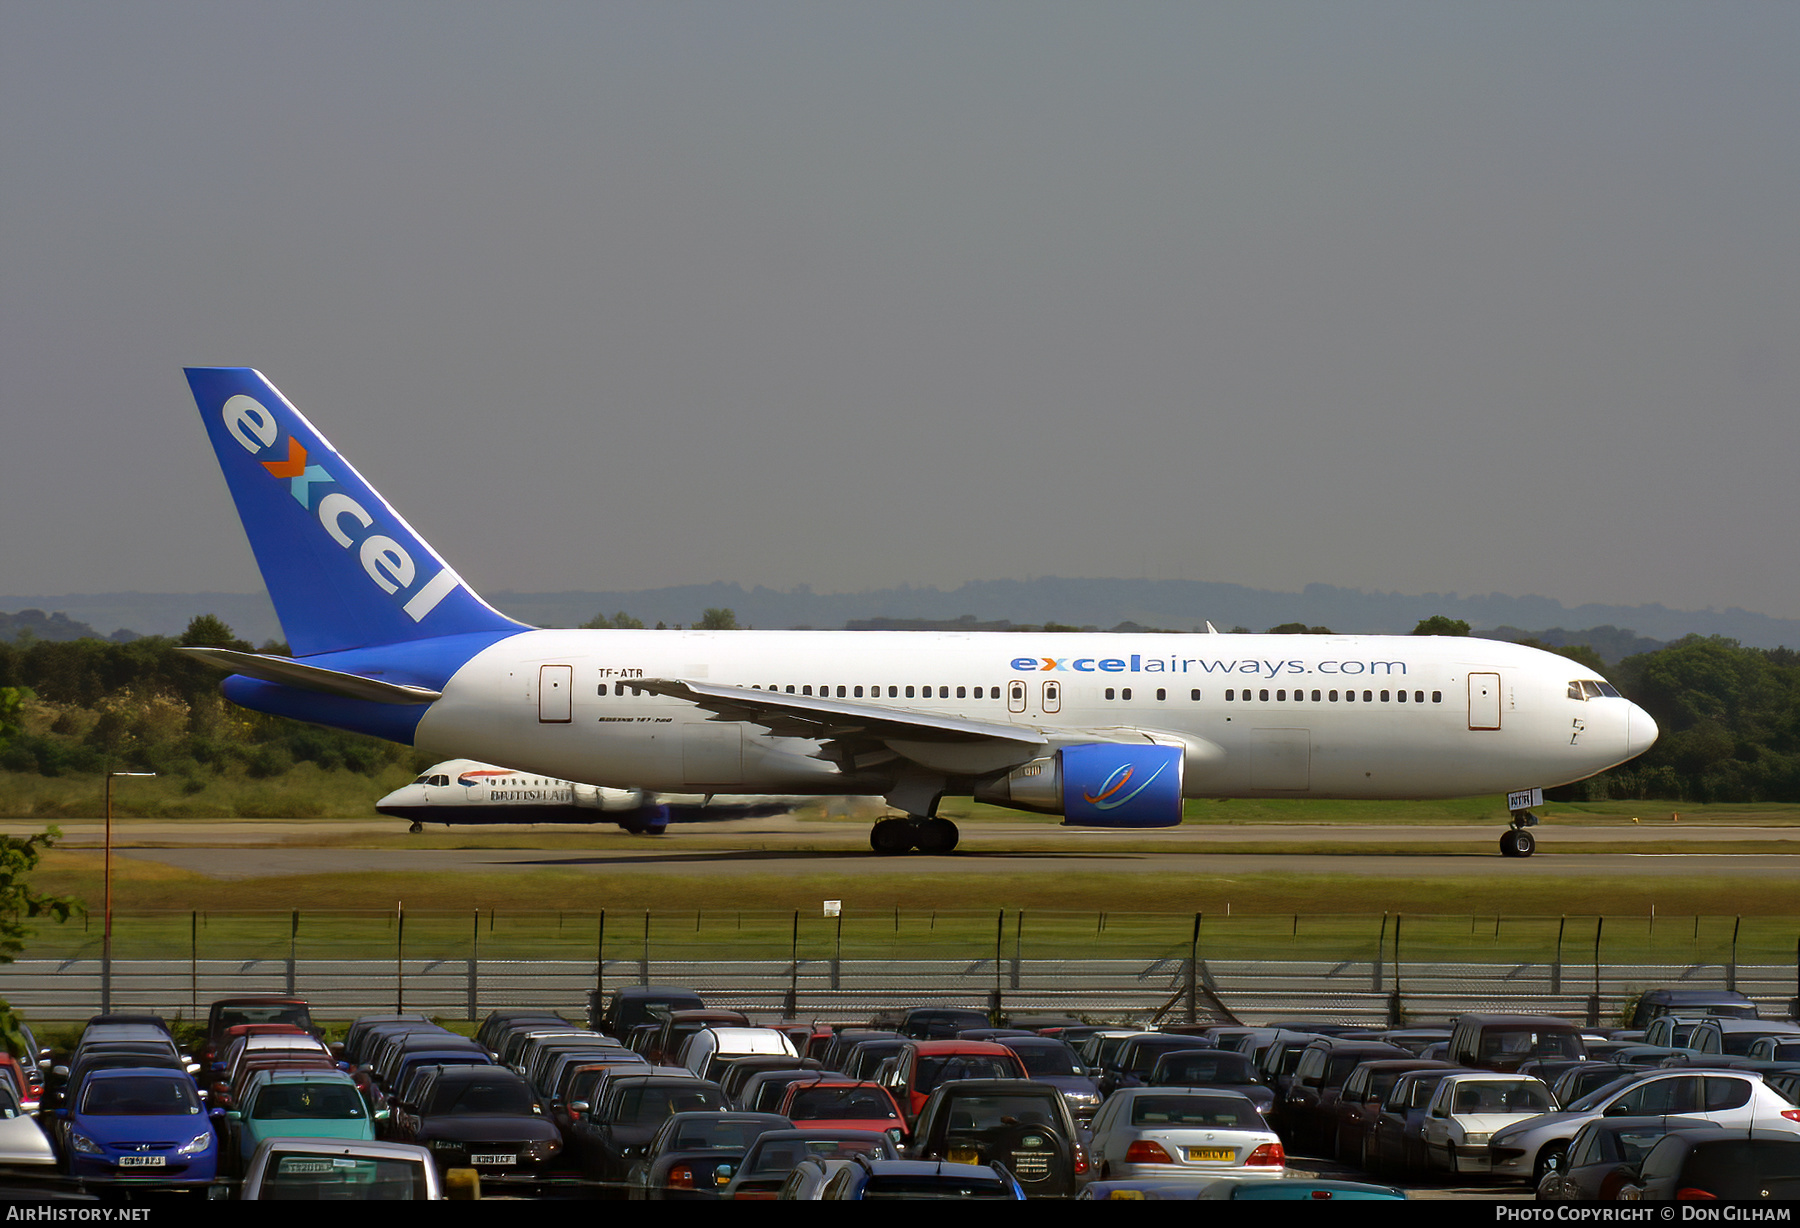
[627,678,1049,775]
[178,647,443,705]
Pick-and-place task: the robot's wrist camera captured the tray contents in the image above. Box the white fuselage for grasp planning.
[410,630,1655,801]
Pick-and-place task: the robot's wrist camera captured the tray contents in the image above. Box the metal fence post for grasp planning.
[287,908,298,997]
[1373,913,1386,993]
[467,908,479,1022]
[784,910,799,1017]
[1187,913,1202,1023]
[1587,915,1603,1026]
[1386,913,1403,1026]
[395,900,404,1014]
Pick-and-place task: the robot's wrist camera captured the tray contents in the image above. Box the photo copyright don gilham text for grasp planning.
[1498,1210,1790,1223]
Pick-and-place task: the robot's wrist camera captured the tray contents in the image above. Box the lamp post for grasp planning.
[102,771,155,1014]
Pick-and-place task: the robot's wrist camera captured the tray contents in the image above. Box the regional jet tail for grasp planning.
[183,368,1657,859]
[376,760,813,834]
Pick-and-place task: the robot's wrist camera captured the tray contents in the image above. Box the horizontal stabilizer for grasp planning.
[178,647,442,705]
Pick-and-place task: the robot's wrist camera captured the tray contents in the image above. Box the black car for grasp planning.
[625,1110,792,1199]
[388,1065,563,1184]
[570,1072,728,1190]
[1619,1128,1800,1201]
[908,1079,1088,1199]
[1536,1116,1708,1201]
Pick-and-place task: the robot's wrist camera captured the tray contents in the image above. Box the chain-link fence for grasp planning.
[5,908,1796,1026]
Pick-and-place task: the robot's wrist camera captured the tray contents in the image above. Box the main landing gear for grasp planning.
[869,815,960,855]
[1500,810,1540,858]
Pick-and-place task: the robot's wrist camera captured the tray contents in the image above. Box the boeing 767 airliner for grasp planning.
[179,368,1657,858]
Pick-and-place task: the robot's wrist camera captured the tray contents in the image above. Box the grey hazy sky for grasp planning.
[4,3,1797,617]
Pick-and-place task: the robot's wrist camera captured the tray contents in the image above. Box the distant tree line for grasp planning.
[0,616,413,785]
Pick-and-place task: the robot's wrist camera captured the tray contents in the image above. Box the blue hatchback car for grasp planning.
[65,1068,218,1186]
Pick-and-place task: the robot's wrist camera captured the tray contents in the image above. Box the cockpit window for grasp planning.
[1567,680,1621,701]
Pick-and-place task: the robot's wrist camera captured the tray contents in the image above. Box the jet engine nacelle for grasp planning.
[974,743,1185,828]
[572,783,650,812]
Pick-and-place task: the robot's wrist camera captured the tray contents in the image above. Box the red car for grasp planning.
[880,1041,1028,1127]
[776,1080,908,1143]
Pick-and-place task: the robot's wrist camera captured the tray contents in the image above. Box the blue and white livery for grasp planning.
[182,369,1658,857]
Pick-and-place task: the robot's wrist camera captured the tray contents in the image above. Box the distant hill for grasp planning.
[6,579,1800,650]
[1476,624,1666,665]
[0,608,137,644]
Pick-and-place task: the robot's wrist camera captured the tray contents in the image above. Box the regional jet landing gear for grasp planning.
[869,815,960,855]
[1500,810,1540,858]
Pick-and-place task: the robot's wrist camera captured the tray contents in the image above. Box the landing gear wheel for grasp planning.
[914,817,960,854]
[408,821,423,834]
[1500,828,1536,857]
[870,818,915,855]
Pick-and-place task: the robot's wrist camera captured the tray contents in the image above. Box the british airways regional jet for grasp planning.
[180,369,1658,859]
[375,759,812,834]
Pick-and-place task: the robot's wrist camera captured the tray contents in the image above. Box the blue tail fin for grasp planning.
[186,368,527,657]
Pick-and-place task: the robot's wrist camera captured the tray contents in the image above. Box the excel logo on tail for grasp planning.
[222,395,460,624]
[1080,761,1169,811]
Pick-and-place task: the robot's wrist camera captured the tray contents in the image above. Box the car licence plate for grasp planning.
[470,1154,516,1165]
[1185,1148,1235,1163]
[118,1156,166,1168]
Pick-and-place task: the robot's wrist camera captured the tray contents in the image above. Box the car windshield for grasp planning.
[931,1092,1062,1138]
[1449,1081,1552,1114]
[916,1056,1018,1092]
[251,1081,366,1120]
[787,1087,897,1122]
[1006,1044,1081,1077]
[1160,1054,1259,1085]
[424,1077,534,1116]
[1128,1094,1260,1129]
[220,1005,312,1030]
[743,1137,888,1176]
[81,1076,201,1116]
[613,1084,724,1124]
[260,1152,430,1201]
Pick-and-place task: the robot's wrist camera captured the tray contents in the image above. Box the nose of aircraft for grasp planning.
[1625,701,1659,760]
[374,783,426,815]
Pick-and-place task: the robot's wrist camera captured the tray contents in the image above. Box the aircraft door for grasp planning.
[539,665,573,723]
[1468,672,1501,730]
[1042,681,1061,714]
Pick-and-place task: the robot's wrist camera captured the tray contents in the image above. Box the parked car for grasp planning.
[907,1078,1088,1198]
[1087,1088,1284,1183]
[719,1128,896,1200]
[225,1068,373,1176]
[624,1110,792,1199]
[1616,1127,1800,1201]
[1419,1072,1553,1174]
[61,1067,218,1188]
[1535,1115,1707,1201]
[1488,1068,1800,1183]
[386,1065,562,1184]
[1628,989,1759,1030]
[1446,1015,1587,1073]
[239,1137,444,1200]
[819,1154,1024,1200]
